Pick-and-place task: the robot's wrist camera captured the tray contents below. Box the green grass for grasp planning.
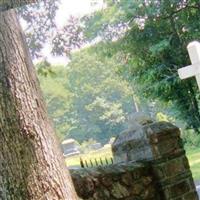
[186,148,200,181]
[66,145,200,181]
[65,145,113,167]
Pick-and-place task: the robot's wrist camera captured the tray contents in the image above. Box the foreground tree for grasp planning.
[0,0,37,11]
[0,4,77,200]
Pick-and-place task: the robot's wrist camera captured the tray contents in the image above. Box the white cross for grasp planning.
[178,41,200,89]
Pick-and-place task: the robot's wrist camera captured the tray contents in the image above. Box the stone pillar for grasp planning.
[112,122,199,200]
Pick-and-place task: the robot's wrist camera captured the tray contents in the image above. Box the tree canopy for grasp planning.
[81,0,200,132]
[38,48,135,143]
[20,0,200,137]
[18,0,84,58]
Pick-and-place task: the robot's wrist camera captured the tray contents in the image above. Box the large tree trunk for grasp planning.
[0,10,78,200]
[0,0,37,11]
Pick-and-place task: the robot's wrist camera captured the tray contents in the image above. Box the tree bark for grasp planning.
[0,0,37,11]
[0,10,77,200]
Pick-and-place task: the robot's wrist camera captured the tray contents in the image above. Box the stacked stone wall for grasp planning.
[70,162,159,200]
[70,122,199,200]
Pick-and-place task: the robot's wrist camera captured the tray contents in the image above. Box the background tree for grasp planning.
[38,48,135,143]
[81,0,200,133]
[16,0,200,135]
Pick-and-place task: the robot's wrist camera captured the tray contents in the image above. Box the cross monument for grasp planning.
[178,41,200,89]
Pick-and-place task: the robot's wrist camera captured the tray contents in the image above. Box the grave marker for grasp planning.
[178,41,200,89]
[61,139,80,157]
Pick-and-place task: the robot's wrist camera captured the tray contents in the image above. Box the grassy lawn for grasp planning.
[66,145,200,181]
[186,148,200,181]
[65,145,113,168]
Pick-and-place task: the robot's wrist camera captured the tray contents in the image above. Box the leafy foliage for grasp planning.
[82,0,200,132]
[18,0,84,58]
[37,48,134,143]
[18,0,59,58]
[21,0,200,139]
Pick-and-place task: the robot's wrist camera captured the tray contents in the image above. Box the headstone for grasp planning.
[108,137,115,145]
[61,139,80,157]
[89,143,102,150]
[102,143,111,149]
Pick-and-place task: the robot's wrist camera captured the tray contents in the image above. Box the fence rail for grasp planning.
[80,157,113,168]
